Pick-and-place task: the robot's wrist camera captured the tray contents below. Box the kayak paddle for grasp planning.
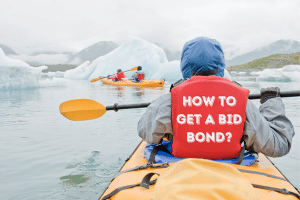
[59,90,300,121]
[59,99,150,121]
[90,66,138,83]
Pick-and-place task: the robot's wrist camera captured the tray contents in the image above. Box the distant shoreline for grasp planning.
[226,52,300,71]
[33,64,78,73]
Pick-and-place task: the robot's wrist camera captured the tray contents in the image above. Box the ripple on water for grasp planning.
[58,151,124,199]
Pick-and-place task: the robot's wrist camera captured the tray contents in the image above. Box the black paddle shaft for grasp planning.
[106,103,151,111]
[248,90,300,99]
[106,90,300,111]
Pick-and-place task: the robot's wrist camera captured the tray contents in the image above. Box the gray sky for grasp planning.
[0,0,299,60]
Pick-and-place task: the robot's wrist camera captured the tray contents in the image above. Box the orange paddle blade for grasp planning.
[130,66,138,71]
[59,99,106,121]
[91,77,101,83]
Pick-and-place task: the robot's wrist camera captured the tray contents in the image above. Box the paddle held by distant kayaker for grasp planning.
[137,36,295,159]
[108,69,126,81]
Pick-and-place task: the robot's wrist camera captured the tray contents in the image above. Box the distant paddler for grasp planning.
[107,69,126,82]
[91,66,138,83]
[131,66,145,82]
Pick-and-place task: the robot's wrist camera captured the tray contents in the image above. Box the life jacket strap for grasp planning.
[238,168,286,181]
[192,68,218,76]
[111,162,168,180]
[232,80,243,87]
[111,144,170,180]
[100,172,159,200]
[235,141,246,165]
[252,184,300,199]
[170,79,184,91]
[149,143,172,164]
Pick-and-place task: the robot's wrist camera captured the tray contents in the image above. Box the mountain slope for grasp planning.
[226,40,300,67]
[69,41,118,64]
[227,52,300,71]
[0,44,18,55]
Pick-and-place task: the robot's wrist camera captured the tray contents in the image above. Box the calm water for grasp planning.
[0,72,299,199]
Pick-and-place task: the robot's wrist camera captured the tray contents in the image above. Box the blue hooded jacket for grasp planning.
[180,37,225,79]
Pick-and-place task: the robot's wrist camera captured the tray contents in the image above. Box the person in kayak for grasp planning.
[131,66,145,82]
[108,69,126,81]
[137,37,295,158]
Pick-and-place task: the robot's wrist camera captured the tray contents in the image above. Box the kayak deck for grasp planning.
[99,141,300,200]
[100,78,165,87]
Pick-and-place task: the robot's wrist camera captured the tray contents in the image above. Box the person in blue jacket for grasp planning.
[137,37,295,158]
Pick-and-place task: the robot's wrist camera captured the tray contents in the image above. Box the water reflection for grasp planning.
[132,87,145,97]
[60,174,89,186]
[115,86,125,97]
[0,88,40,103]
[59,151,123,199]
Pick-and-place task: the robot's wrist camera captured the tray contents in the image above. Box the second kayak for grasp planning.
[100,78,165,87]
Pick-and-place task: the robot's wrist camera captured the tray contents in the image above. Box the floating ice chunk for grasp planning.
[256,65,300,82]
[88,36,168,80]
[64,61,93,79]
[0,48,47,90]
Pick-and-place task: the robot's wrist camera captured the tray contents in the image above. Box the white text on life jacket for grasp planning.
[177,114,242,125]
[183,96,236,107]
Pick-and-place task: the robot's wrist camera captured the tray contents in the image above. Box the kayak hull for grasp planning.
[100,78,165,87]
[99,141,300,200]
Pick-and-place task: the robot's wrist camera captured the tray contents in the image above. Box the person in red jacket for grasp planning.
[108,69,126,81]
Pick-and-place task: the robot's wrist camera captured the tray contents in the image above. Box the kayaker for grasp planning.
[108,69,126,81]
[131,66,145,82]
[137,37,295,158]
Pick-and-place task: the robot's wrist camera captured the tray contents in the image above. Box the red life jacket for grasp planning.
[117,72,126,80]
[171,76,249,160]
[138,73,145,80]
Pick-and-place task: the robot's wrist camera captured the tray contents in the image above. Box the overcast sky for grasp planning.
[0,0,299,60]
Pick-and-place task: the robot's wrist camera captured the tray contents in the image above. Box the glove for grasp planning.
[107,76,110,79]
[260,87,280,104]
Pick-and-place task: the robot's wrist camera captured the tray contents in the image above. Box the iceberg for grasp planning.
[0,48,47,90]
[65,36,168,80]
[0,48,70,90]
[88,36,167,80]
[66,36,232,82]
[256,65,300,82]
[64,61,92,79]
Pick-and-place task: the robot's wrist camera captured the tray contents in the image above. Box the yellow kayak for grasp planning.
[99,141,300,200]
[100,78,165,87]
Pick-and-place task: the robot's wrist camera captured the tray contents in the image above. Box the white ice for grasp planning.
[65,36,231,82]
[0,48,68,90]
[0,48,47,90]
[256,65,300,82]
[64,61,91,79]
[65,36,168,80]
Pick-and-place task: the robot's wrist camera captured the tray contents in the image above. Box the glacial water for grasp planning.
[0,72,299,199]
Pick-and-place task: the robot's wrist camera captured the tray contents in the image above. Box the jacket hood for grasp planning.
[180,37,225,79]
